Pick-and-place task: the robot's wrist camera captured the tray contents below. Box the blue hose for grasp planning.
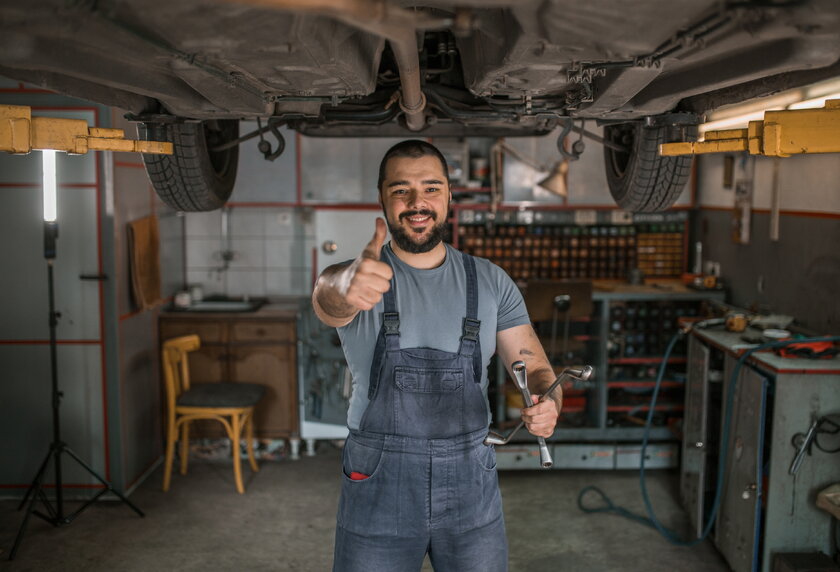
[578,331,840,546]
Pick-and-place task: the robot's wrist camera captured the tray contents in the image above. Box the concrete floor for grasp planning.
[0,442,728,571]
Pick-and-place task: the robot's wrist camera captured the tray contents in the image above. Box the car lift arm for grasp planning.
[0,104,172,155]
[660,99,840,157]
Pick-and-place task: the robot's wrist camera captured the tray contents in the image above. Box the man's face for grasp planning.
[379,155,451,254]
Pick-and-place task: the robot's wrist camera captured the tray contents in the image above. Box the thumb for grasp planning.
[362,217,387,260]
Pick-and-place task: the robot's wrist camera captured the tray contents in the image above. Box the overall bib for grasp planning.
[333,251,508,572]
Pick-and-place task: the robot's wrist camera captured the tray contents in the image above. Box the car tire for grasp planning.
[603,122,693,213]
[138,120,239,212]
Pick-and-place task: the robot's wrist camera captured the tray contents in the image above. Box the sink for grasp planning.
[170,298,266,313]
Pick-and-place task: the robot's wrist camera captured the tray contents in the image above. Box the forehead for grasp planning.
[382,154,447,183]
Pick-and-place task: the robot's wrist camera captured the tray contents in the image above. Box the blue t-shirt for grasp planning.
[337,242,530,430]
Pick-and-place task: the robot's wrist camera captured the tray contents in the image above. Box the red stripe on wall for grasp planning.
[699,205,840,219]
[0,340,101,345]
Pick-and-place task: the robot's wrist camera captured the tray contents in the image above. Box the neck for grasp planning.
[390,241,447,269]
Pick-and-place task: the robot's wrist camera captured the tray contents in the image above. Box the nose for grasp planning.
[406,189,425,209]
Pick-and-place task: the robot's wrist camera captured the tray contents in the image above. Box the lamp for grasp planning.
[537,160,569,198]
[42,150,58,259]
[492,140,569,198]
[10,149,143,561]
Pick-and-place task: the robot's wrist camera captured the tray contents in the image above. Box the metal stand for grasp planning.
[9,222,144,561]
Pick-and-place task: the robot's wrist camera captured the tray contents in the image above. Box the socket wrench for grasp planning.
[512,361,553,468]
[484,365,595,451]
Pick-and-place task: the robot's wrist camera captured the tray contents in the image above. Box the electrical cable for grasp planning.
[578,329,840,546]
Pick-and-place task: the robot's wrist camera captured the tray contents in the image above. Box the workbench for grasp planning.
[682,326,840,572]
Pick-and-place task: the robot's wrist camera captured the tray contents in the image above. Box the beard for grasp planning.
[387,209,450,254]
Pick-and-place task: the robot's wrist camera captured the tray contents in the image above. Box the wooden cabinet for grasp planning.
[159,306,300,439]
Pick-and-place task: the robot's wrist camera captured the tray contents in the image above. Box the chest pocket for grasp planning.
[395,367,463,393]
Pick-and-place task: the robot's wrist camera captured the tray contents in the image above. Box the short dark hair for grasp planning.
[377,140,450,192]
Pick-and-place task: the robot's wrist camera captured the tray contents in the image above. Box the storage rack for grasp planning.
[452,208,689,283]
[451,208,726,468]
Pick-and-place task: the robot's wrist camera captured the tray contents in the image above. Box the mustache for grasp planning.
[399,209,437,222]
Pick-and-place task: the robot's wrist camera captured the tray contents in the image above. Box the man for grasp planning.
[312,140,560,571]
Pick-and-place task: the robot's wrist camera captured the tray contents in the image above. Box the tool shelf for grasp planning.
[491,283,725,469]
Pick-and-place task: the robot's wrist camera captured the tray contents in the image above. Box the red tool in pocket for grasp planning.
[349,471,370,481]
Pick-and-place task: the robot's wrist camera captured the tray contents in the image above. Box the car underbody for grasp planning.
[2,0,840,210]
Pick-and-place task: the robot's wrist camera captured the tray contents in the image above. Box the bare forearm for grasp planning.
[312,263,358,327]
[528,363,562,414]
[498,324,562,413]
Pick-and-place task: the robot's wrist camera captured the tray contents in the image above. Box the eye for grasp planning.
[425,187,440,193]
[392,188,407,195]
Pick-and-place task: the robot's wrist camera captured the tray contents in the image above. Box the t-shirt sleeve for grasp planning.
[491,264,531,332]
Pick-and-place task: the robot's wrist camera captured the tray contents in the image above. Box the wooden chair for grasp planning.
[161,335,265,494]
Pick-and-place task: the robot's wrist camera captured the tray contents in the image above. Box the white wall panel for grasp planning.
[0,186,99,341]
[0,345,106,485]
[230,122,298,203]
[314,209,382,275]
[698,153,840,214]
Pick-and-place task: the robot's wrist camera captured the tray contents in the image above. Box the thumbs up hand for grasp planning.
[338,217,393,311]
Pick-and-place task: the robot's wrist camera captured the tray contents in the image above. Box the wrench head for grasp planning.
[484,431,506,446]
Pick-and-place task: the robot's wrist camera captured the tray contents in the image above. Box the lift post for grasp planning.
[0,104,172,155]
[660,99,840,157]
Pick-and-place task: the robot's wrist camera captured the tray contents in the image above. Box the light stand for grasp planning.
[9,151,144,561]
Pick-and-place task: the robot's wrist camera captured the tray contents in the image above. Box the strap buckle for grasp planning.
[383,312,400,335]
[461,318,481,341]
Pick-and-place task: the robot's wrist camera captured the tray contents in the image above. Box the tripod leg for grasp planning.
[9,464,48,560]
[61,446,144,517]
[17,447,53,511]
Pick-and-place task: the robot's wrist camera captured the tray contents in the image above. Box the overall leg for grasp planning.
[428,515,508,572]
[333,525,428,572]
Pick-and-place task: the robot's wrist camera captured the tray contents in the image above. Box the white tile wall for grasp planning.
[227,237,266,269]
[184,207,315,298]
[226,269,267,297]
[185,210,223,238]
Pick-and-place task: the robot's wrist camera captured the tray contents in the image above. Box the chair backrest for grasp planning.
[161,335,201,413]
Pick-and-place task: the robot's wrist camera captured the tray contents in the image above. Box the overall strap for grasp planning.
[367,262,400,400]
[458,251,483,383]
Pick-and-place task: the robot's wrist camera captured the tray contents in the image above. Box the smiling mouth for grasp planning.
[400,210,436,229]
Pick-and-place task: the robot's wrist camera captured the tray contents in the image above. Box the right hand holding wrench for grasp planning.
[511,361,555,468]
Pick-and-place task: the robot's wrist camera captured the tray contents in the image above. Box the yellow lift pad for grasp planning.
[0,104,172,155]
[660,99,840,157]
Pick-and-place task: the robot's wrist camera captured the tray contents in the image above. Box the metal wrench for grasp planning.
[484,365,594,449]
[511,361,553,468]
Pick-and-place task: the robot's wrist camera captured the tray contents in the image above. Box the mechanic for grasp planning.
[312,140,561,571]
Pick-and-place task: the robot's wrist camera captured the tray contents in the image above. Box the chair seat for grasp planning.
[177,382,265,408]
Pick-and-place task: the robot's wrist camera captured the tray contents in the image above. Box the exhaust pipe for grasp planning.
[231,0,453,131]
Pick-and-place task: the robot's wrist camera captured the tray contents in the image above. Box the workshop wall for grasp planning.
[696,153,840,333]
[182,127,405,298]
[109,109,184,490]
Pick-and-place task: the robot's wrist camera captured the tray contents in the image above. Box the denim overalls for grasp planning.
[333,250,508,572]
